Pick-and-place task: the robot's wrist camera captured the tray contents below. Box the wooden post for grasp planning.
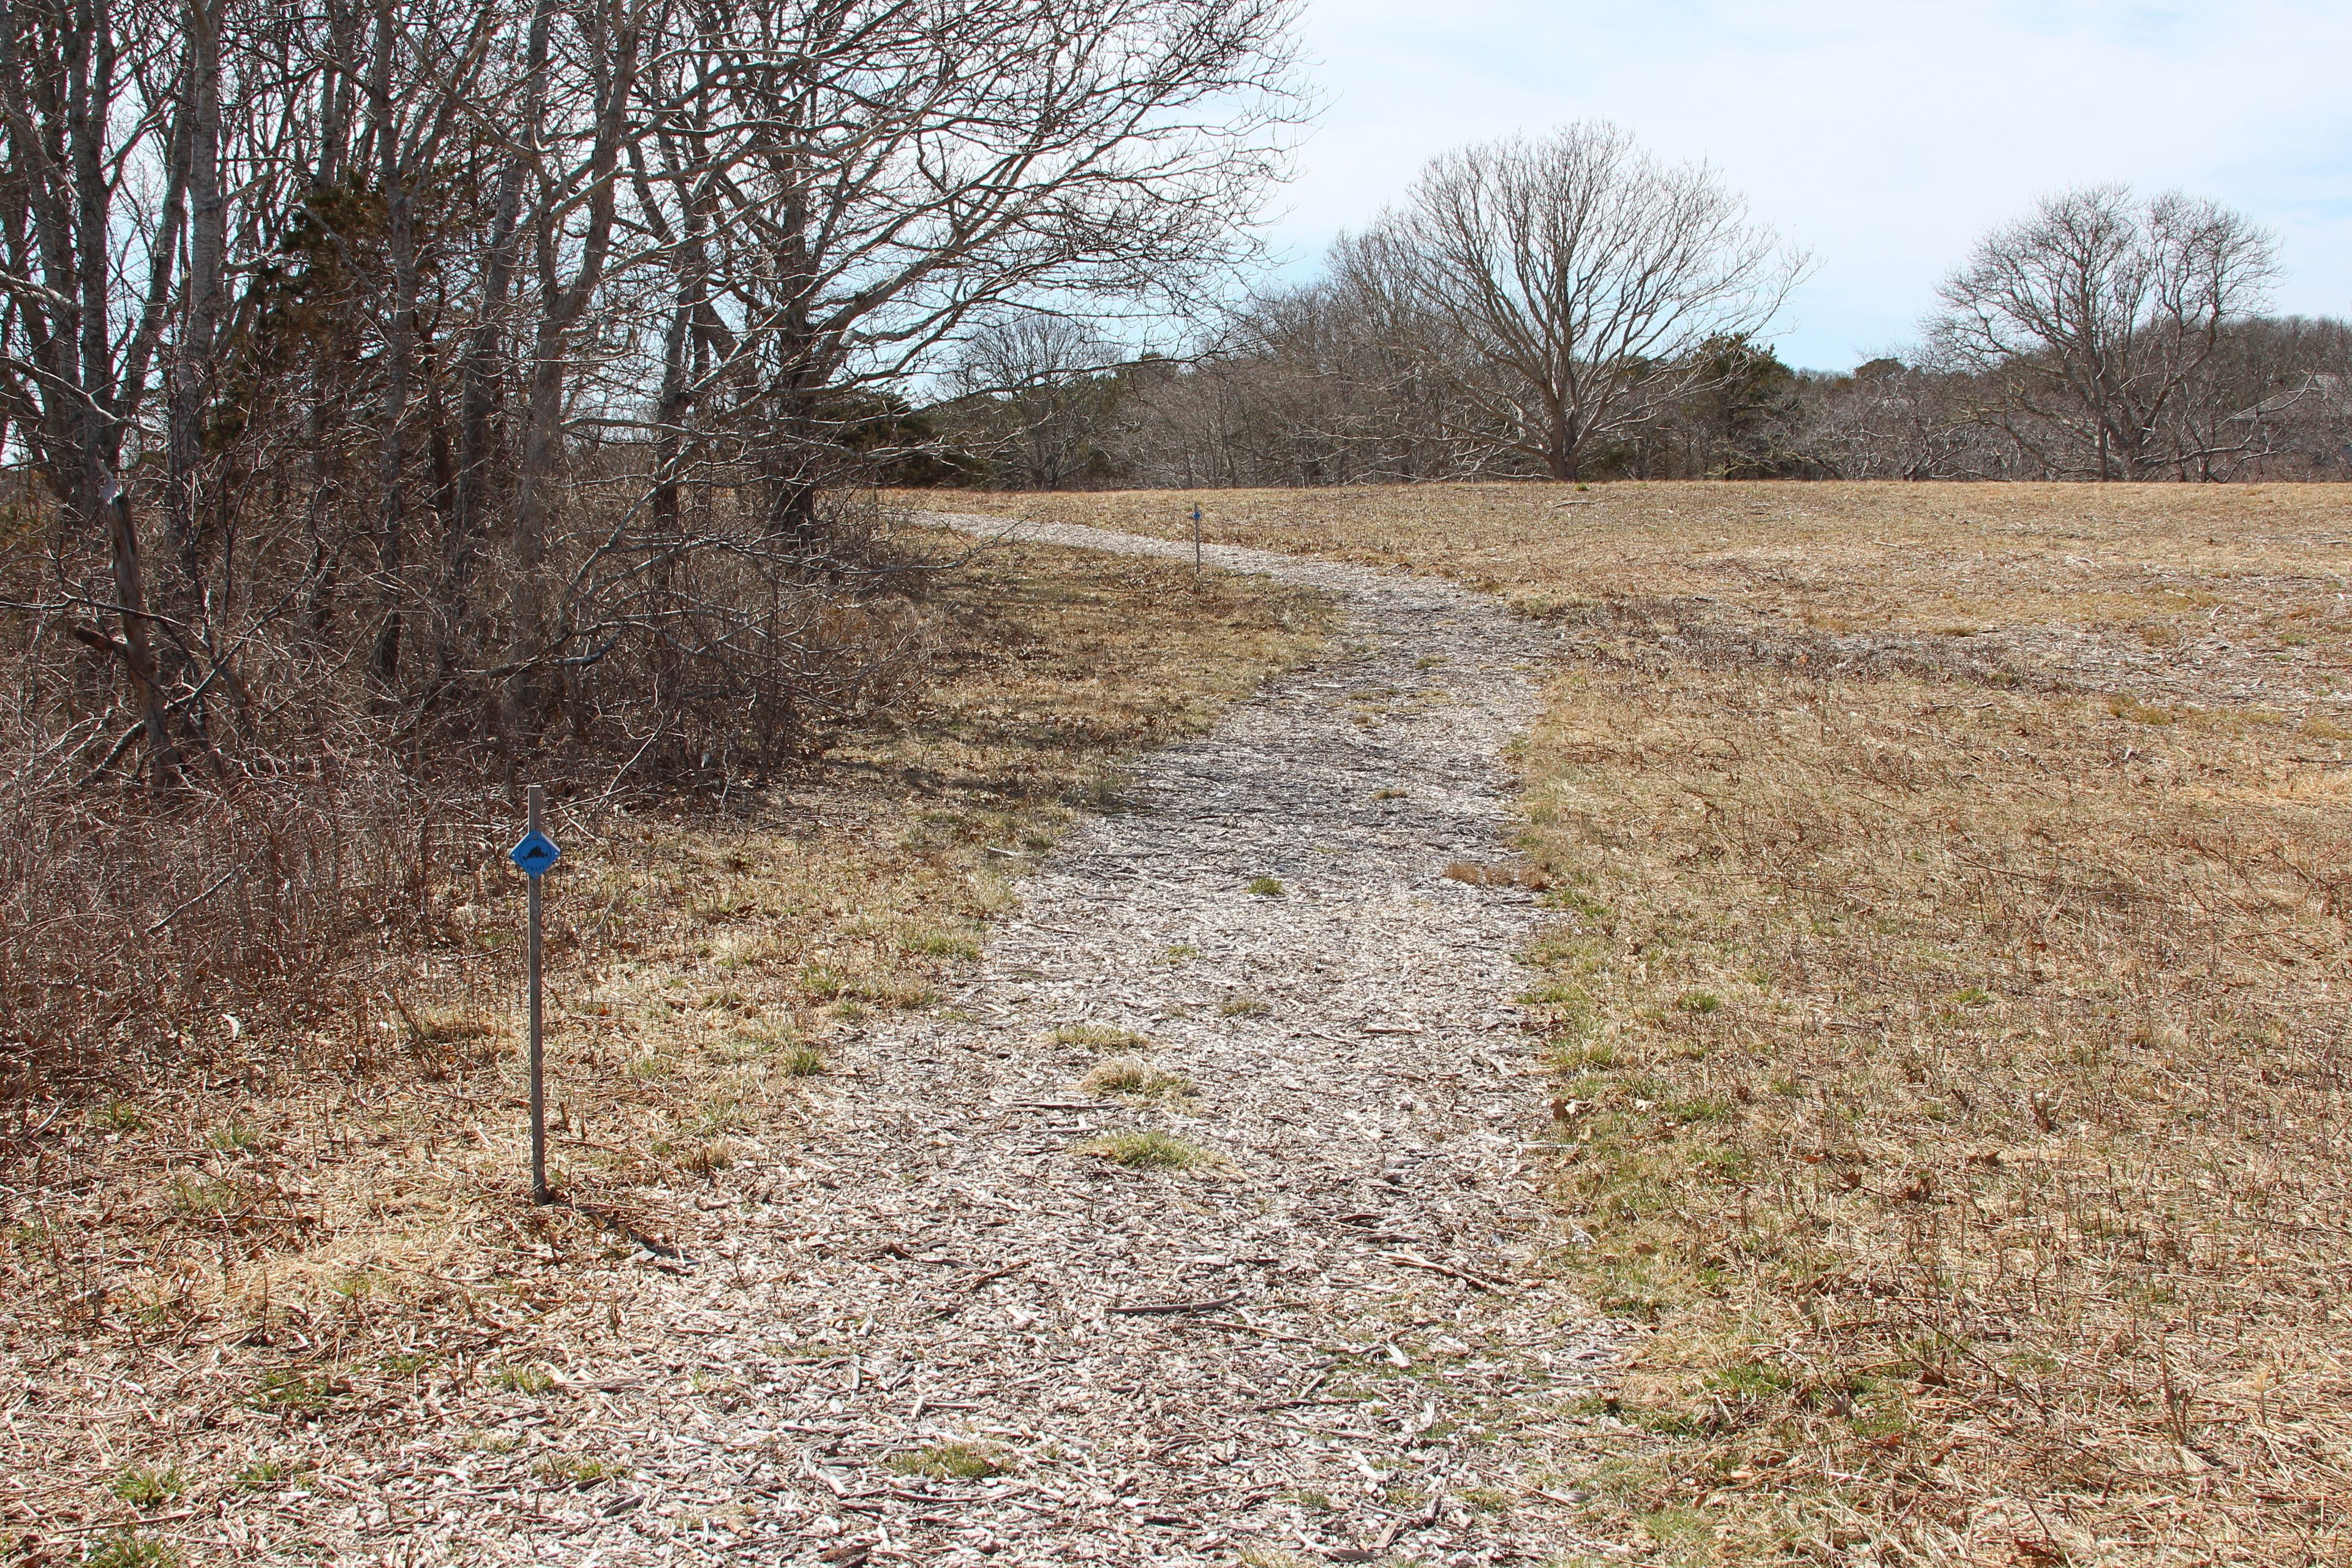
[526,783,548,1204]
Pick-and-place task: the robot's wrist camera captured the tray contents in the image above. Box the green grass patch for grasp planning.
[231,1460,293,1492]
[80,1532,179,1568]
[89,1100,150,1134]
[165,1174,239,1218]
[886,1441,1008,1480]
[107,1465,186,1509]
[899,928,982,960]
[249,1370,349,1417]
[492,1363,556,1395]
[536,1454,631,1487]
[1082,1130,1210,1170]
[796,962,851,1000]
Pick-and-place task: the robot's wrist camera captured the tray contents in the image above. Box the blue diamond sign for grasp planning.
[509,829,560,876]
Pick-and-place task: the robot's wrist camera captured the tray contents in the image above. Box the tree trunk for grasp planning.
[100,473,181,791]
[446,0,547,617]
[1545,423,1580,482]
[167,0,223,601]
[368,0,415,688]
[507,0,639,734]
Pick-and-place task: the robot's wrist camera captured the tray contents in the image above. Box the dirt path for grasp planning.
[462,521,1617,1564]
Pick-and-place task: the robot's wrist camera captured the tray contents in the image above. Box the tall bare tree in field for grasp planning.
[1927,185,2280,480]
[1341,121,1806,481]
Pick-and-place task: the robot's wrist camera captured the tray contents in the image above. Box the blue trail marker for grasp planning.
[510,829,560,875]
[512,787,557,1203]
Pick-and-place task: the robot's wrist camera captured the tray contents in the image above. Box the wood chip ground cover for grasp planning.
[0,537,1351,1564]
[914,484,2352,1566]
[4,526,1635,1566]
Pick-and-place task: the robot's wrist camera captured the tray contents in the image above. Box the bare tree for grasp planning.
[949,317,1128,489]
[647,0,1302,527]
[0,0,1305,788]
[1339,121,1806,481]
[0,0,188,787]
[1926,185,2280,480]
[1206,277,1499,484]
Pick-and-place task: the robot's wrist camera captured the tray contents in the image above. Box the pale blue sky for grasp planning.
[1265,0,2352,371]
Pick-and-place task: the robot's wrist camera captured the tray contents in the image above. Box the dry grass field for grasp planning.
[915,484,2352,1565]
[0,534,1330,1563]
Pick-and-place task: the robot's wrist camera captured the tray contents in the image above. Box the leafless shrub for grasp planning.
[0,0,1305,784]
[0,756,448,1098]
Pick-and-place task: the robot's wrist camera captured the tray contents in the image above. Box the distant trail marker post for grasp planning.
[1192,502,1202,577]
[510,786,561,1204]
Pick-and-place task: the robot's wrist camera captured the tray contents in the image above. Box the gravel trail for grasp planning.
[500,521,1618,1564]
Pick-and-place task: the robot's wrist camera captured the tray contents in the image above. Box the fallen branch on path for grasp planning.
[1108,1294,1240,1316]
[1381,1250,1509,1291]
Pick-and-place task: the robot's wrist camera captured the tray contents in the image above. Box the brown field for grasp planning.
[0,535,1330,1562]
[910,483,2352,1565]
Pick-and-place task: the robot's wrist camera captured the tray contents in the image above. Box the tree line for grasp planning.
[0,0,1304,1083]
[4,27,2340,805]
[0,0,1305,795]
[935,132,2352,490]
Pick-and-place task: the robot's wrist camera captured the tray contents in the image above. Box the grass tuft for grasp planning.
[230,1460,292,1492]
[2106,693,2177,725]
[208,1121,263,1153]
[1082,1129,1210,1169]
[535,1454,630,1487]
[1079,1057,1193,1101]
[886,1441,1008,1480]
[89,1101,149,1134]
[492,1363,556,1395]
[107,1465,186,1509]
[898,927,982,960]
[249,1370,348,1417]
[777,1044,829,1076]
[794,962,850,1000]
[80,1532,179,1568]
[1049,1021,1150,1052]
